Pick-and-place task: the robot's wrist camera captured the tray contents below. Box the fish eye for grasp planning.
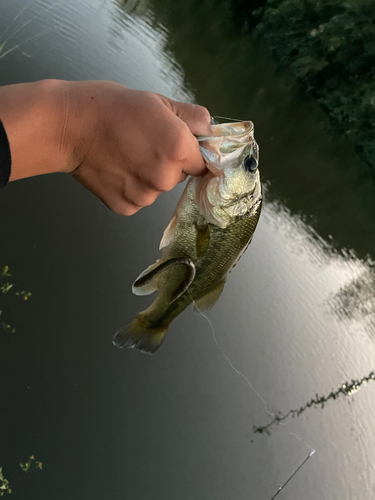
[244,155,258,172]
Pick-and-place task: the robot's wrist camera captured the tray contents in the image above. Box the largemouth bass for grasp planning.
[113,120,262,354]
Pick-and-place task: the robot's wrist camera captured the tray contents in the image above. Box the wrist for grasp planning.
[0,80,74,181]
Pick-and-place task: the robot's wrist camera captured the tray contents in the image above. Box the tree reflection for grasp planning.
[254,369,375,434]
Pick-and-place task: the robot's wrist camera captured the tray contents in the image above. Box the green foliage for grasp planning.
[0,265,32,333]
[0,283,13,294]
[20,456,43,473]
[252,0,375,169]
[0,457,42,496]
[0,468,11,496]
[1,267,11,277]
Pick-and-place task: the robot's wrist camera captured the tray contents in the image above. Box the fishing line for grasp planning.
[212,115,246,123]
[193,301,274,419]
[189,291,316,498]
[192,298,312,443]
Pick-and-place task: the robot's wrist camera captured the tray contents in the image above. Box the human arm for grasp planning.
[0,80,212,214]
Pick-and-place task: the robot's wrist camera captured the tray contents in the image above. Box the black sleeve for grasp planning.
[0,119,12,188]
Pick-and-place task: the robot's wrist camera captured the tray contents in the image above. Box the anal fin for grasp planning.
[193,280,226,312]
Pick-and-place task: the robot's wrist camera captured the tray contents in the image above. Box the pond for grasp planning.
[1,0,375,499]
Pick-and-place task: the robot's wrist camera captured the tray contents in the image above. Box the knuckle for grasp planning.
[167,126,189,163]
[154,173,177,193]
[195,105,211,124]
[142,192,159,207]
[132,190,159,207]
[113,202,139,216]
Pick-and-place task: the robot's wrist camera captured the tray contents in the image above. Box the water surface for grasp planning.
[1,1,375,499]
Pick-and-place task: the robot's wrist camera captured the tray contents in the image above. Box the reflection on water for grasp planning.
[255,369,375,435]
[262,189,375,343]
[109,0,194,102]
[330,266,375,335]
[0,0,62,60]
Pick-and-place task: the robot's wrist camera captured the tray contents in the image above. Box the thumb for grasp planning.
[160,96,212,137]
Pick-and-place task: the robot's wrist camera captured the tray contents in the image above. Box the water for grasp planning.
[1,0,375,498]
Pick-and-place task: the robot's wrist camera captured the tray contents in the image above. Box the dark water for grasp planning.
[1,1,375,499]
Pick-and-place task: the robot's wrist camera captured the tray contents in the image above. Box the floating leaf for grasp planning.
[15,291,32,300]
[0,284,13,294]
[1,266,11,277]
[20,458,32,473]
[0,468,10,497]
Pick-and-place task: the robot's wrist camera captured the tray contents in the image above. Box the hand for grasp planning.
[65,81,212,215]
[0,80,212,215]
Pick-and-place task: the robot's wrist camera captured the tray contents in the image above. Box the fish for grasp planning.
[113,120,262,354]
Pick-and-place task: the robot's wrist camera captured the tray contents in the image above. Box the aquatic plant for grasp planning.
[0,457,42,497]
[0,266,32,334]
[19,456,43,473]
[0,468,11,496]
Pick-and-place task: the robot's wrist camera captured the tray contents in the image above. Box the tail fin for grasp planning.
[113,317,168,354]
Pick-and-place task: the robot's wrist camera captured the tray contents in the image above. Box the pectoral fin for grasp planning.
[132,260,161,296]
[133,257,196,303]
[159,215,178,250]
[193,280,226,312]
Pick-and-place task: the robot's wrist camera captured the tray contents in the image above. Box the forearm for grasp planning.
[0,79,211,215]
[0,80,73,181]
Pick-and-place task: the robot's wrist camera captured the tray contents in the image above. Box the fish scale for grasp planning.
[145,201,262,328]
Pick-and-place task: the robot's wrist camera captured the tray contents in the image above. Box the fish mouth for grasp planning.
[197,121,254,142]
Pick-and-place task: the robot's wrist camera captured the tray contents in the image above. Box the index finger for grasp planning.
[182,132,207,177]
[159,96,212,137]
